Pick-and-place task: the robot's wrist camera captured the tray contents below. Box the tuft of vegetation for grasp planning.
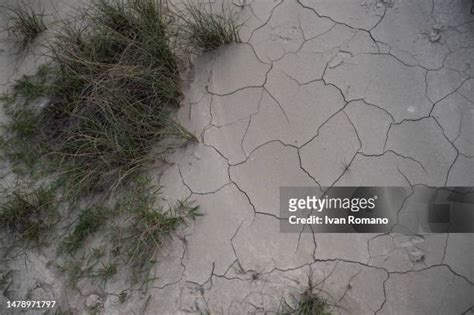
[0,66,51,174]
[0,184,58,245]
[60,206,109,254]
[95,263,118,281]
[111,191,200,279]
[3,2,47,52]
[280,278,332,315]
[176,2,241,51]
[293,290,332,315]
[2,0,195,200]
[55,181,200,285]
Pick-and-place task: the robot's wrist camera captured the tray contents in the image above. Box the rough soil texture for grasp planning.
[1,0,474,314]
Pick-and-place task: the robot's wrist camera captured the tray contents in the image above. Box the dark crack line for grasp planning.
[262,85,290,123]
[246,0,284,44]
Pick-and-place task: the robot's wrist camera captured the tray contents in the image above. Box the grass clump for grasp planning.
[55,180,200,284]
[2,0,195,199]
[0,104,46,172]
[0,66,51,173]
[112,192,200,278]
[60,206,108,254]
[127,200,199,271]
[0,184,58,245]
[57,247,117,286]
[280,278,332,315]
[176,2,241,51]
[45,0,193,198]
[293,290,332,315]
[3,2,47,52]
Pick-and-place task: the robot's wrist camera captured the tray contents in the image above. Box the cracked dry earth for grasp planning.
[152,0,474,314]
[0,0,473,314]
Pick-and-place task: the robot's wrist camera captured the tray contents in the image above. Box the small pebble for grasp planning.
[429,32,441,42]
